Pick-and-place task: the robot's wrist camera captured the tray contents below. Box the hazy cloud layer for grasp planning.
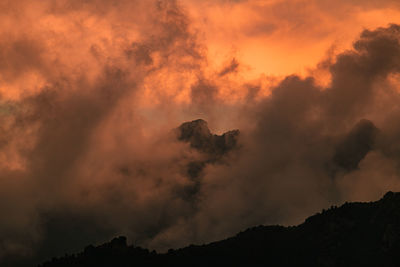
[1,0,400,266]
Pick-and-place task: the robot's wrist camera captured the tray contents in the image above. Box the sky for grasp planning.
[1,0,400,265]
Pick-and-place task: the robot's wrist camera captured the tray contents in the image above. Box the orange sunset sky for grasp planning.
[1,1,400,102]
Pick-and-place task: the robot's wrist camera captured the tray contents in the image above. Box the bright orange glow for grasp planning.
[186,0,400,81]
[1,0,400,105]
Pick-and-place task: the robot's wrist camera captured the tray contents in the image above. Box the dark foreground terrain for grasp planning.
[41,192,400,266]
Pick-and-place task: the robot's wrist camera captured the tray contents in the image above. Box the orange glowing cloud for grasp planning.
[186,0,400,79]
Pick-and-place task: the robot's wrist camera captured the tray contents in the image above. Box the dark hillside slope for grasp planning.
[40,192,400,267]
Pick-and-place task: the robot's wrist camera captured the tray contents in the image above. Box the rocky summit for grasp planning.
[177,119,240,157]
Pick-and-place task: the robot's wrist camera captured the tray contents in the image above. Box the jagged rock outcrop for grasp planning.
[177,119,240,157]
[40,192,400,267]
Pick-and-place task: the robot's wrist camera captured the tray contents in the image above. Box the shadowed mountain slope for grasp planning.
[40,192,400,267]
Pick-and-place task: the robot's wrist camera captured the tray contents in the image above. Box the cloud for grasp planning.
[152,23,400,249]
[332,119,379,173]
[1,0,400,266]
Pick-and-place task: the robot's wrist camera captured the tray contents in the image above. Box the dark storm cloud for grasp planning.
[332,119,379,172]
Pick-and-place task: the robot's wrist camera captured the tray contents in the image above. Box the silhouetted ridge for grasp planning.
[40,192,400,267]
[177,119,240,156]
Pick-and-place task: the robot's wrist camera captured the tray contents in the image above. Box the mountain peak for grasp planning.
[177,119,239,155]
[178,119,211,145]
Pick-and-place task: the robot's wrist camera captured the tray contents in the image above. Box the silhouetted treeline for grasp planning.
[40,192,400,266]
